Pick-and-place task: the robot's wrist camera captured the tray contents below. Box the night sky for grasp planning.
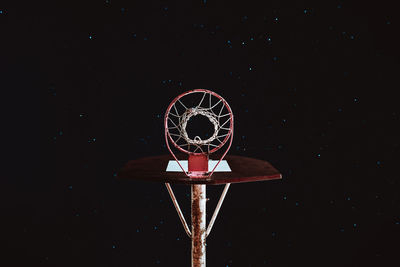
[1,0,399,266]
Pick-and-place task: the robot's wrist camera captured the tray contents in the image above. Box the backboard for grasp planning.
[117,154,282,185]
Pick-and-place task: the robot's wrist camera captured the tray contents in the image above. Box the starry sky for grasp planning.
[1,0,399,266]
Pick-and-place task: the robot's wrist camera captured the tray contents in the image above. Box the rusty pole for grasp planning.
[191,184,206,267]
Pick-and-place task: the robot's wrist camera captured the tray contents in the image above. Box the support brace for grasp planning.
[166,183,231,267]
[165,183,192,238]
[206,183,230,237]
[165,183,231,238]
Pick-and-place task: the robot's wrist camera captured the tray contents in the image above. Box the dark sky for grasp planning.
[1,0,399,266]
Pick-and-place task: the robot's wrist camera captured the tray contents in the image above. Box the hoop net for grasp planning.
[165,89,233,155]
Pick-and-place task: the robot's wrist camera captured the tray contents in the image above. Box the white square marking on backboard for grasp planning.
[166,160,231,172]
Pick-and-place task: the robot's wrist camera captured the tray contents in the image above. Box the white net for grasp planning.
[166,90,233,154]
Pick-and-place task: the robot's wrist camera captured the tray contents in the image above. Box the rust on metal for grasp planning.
[191,184,206,267]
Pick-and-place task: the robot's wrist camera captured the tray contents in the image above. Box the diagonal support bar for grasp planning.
[165,183,192,238]
[206,183,231,237]
[166,182,231,239]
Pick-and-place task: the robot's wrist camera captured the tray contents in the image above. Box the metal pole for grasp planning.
[191,184,206,267]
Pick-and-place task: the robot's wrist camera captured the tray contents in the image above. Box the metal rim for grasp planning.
[164,89,234,155]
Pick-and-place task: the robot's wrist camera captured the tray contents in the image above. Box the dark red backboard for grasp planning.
[117,155,281,185]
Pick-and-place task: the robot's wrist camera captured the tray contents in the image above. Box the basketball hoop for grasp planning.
[118,89,281,267]
[164,89,234,178]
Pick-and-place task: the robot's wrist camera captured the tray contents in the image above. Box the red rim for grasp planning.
[164,89,234,155]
